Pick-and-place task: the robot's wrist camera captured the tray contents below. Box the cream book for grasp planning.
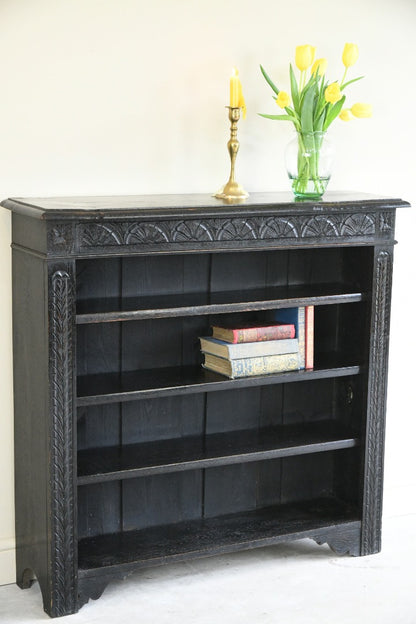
[202,352,301,379]
[199,336,299,360]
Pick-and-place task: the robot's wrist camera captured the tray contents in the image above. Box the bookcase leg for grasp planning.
[77,578,111,611]
[312,524,361,557]
[16,566,36,590]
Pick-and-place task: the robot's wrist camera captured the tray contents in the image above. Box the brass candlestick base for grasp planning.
[215,107,249,202]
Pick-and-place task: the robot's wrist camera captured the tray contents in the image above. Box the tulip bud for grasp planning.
[351,102,372,118]
[325,82,342,104]
[311,58,328,76]
[342,43,359,68]
[276,91,290,108]
[339,109,353,121]
[295,45,316,71]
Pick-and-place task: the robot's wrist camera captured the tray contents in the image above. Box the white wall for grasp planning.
[1,0,415,585]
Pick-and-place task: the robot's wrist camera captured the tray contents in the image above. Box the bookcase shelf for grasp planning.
[78,498,361,578]
[5,192,407,617]
[76,283,365,324]
[77,420,360,484]
[76,361,362,406]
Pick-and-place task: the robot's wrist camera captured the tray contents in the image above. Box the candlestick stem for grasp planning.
[214,107,249,201]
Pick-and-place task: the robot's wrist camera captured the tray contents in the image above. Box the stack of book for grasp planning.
[200,306,314,379]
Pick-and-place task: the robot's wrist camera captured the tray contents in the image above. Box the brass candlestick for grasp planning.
[214,107,249,201]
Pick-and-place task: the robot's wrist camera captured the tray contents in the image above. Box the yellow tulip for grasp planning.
[276,91,290,108]
[351,102,372,118]
[339,109,353,121]
[325,82,342,104]
[295,45,316,71]
[342,43,359,68]
[311,58,328,76]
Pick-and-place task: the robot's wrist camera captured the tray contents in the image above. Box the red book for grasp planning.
[211,322,296,344]
[305,306,314,369]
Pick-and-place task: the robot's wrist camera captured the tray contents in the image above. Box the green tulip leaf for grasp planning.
[289,64,300,113]
[260,65,280,96]
[319,75,327,100]
[314,109,326,132]
[258,113,297,122]
[323,95,346,130]
[340,76,364,91]
[300,85,315,133]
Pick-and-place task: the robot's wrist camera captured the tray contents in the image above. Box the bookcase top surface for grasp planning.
[1,191,409,220]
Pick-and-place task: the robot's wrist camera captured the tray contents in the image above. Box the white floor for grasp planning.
[0,512,414,624]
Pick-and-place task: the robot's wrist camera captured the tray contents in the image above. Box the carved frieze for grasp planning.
[74,211,392,252]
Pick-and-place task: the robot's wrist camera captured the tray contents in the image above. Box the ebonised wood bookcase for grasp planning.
[2,192,408,617]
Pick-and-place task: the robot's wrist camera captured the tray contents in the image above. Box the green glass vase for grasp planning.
[285,131,334,199]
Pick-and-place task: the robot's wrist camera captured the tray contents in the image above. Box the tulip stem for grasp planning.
[299,70,305,92]
[340,67,348,87]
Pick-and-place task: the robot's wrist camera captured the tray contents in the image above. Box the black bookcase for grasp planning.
[2,192,408,617]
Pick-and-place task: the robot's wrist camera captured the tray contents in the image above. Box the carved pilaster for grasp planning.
[48,266,77,616]
[361,249,393,555]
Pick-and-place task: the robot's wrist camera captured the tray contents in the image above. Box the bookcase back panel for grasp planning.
[76,256,122,302]
[76,375,361,453]
[75,246,373,311]
[78,481,121,539]
[77,403,122,451]
[78,450,357,539]
[74,243,372,542]
[76,305,367,378]
[120,316,207,372]
[313,302,369,366]
[122,471,203,531]
[204,452,357,515]
[121,394,206,444]
[333,447,362,509]
[76,322,122,376]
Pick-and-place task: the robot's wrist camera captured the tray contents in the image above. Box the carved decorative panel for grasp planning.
[76,211,391,252]
[361,249,393,556]
[49,268,77,616]
[48,224,75,255]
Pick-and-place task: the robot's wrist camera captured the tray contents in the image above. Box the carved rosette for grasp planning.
[378,212,395,236]
[77,211,392,252]
[49,268,77,616]
[361,249,393,555]
[48,224,75,255]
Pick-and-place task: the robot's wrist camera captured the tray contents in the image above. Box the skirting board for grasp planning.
[0,538,16,586]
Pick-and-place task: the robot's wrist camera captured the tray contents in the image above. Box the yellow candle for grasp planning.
[230,68,240,107]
